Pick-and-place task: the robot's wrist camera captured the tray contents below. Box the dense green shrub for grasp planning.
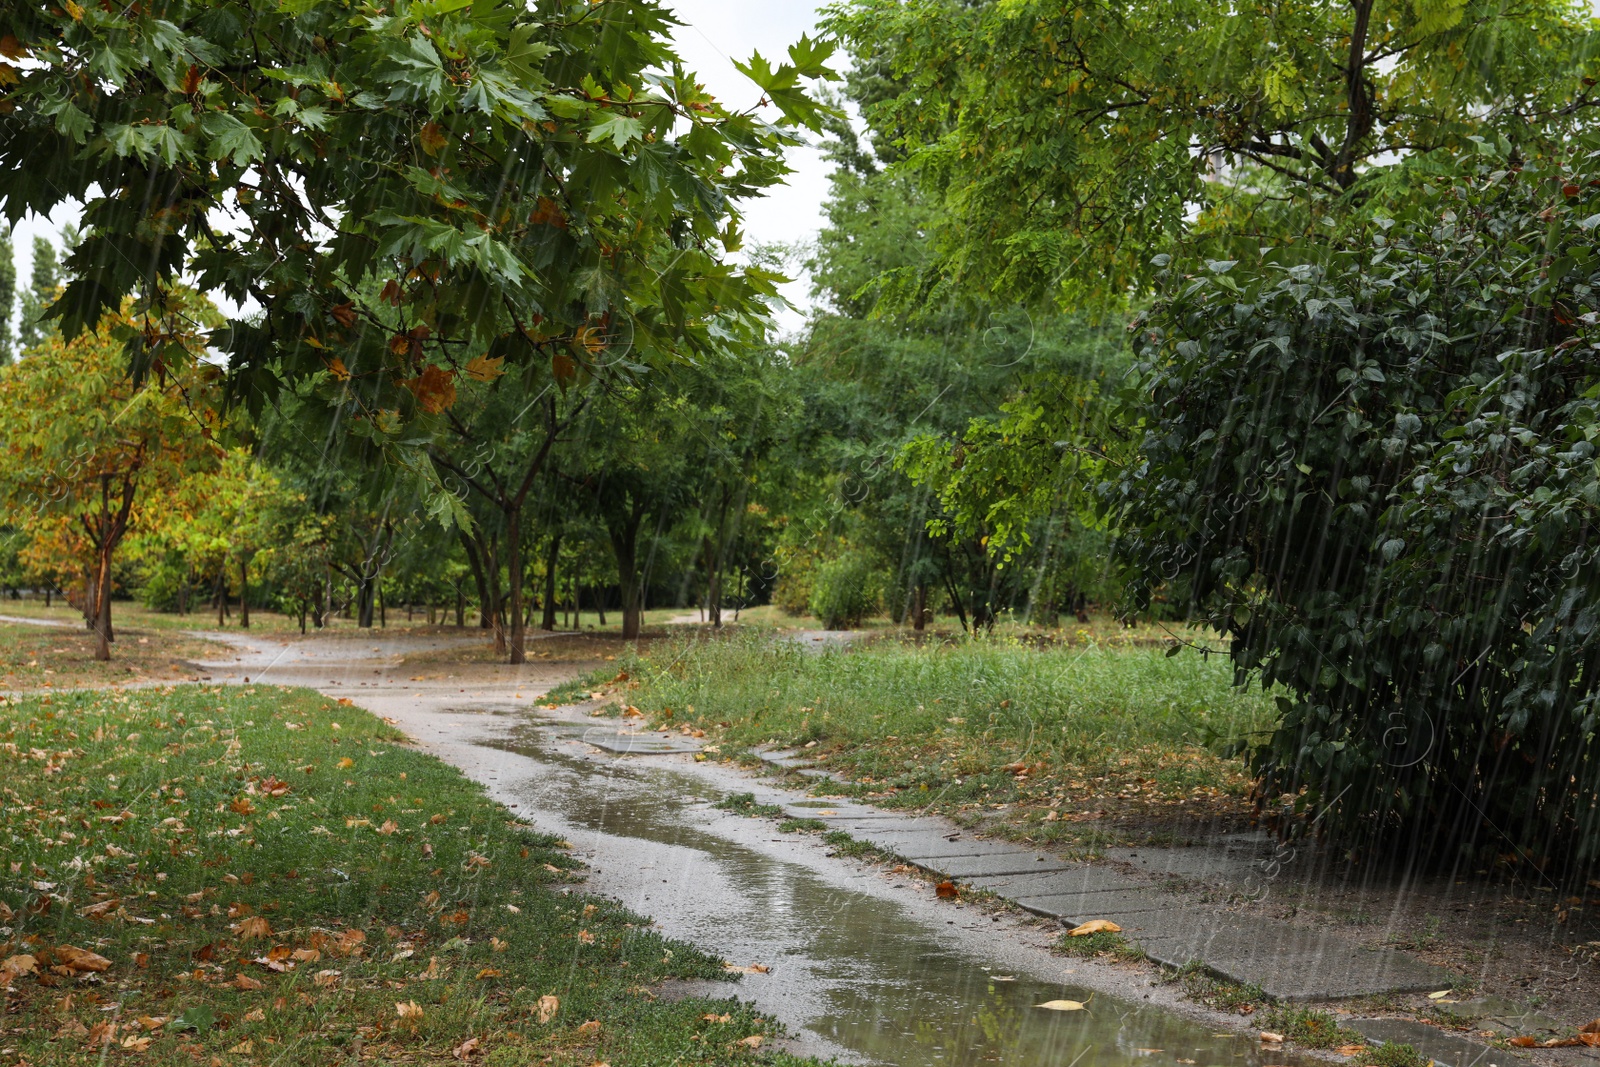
[1111,143,1600,873]
[807,551,884,628]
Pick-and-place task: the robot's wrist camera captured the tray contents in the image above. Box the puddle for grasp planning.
[479,724,1321,1067]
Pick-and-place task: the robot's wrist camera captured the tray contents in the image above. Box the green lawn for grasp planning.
[0,685,807,1065]
[569,632,1277,847]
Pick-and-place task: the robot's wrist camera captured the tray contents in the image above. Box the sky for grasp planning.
[4,1,834,339]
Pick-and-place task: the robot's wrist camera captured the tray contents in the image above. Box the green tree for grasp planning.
[0,232,15,364]
[1110,143,1600,872]
[3,0,834,507]
[16,236,57,352]
[822,0,1600,306]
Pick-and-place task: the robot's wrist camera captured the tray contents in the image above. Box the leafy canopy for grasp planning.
[1,0,835,429]
[821,0,1600,306]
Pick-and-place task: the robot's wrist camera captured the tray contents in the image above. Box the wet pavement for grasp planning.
[166,629,1334,1067]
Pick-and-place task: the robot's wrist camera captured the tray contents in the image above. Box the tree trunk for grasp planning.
[455,585,465,628]
[610,515,644,640]
[379,583,386,628]
[597,587,606,627]
[541,533,560,631]
[216,570,227,627]
[913,584,928,632]
[92,540,113,661]
[506,505,526,664]
[238,558,250,629]
[357,576,376,628]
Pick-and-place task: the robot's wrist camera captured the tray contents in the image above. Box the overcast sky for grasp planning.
[5,2,833,338]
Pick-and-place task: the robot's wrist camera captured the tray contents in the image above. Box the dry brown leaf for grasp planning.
[1067,920,1122,937]
[1259,1032,1285,1043]
[84,1022,116,1048]
[337,757,355,769]
[577,929,595,944]
[1508,1036,1538,1048]
[229,1040,254,1055]
[137,1016,169,1032]
[475,968,503,979]
[313,969,340,988]
[232,973,263,991]
[490,937,508,953]
[535,994,560,1023]
[1334,1045,1367,1056]
[1582,1019,1600,1035]
[0,953,38,983]
[738,1035,764,1049]
[377,820,398,836]
[577,1020,601,1036]
[703,1013,732,1024]
[935,881,959,899]
[242,1008,266,1023]
[54,946,111,973]
[121,1034,153,1052]
[56,1019,89,1040]
[396,1001,424,1021]
[291,948,321,963]
[452,1037,480,1060]
[235,916,274,940]
[78,898,119,919]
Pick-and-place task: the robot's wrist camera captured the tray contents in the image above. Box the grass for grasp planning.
[0,621,227,691]
[713,793,781,818]
[1176,965,1266,1014]
[1367,1044,1427,1067]
[1056,929,1146,962]
[0,685,811,1066]
[564,631,1276,843]
[1258,1005,1366,1049]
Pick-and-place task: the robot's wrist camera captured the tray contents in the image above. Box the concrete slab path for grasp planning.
[757,750,1456,1001]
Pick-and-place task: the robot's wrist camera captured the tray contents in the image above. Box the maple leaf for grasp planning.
[464,355,505,382]
[418,122,448,157]
[401,365,458,414]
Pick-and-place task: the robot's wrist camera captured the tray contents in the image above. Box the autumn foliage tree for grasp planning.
[0,309,217,659]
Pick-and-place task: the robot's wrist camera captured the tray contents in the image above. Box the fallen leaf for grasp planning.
[576,1020,601,1037]
[137,1016,169,1032]
[0,953,39,983]
[232,972,263,991]
[291,948,321,963]
[738,1035,764,1049]
[490,937,508,953]
[1037,998,1092,1011]
[1068,920,1122,937]
[535,994,559,1023]
[475,968,502,979]
[703,1013,732,1024]
[377,819,398,835]
[1334,1045,1367,1055]
[84,1022,116,1048]
[935,881,959,899]
[1508,1036,1538,1048]
[396,1001,424,1022]
[337,758,355,769]
[1426,989,1452,1000]
[235,916,274,940]
[577,929,595,944]
[54,946,111,973]
[1259,1032,1285,1043]
[313,969,340,987]
[452,1037,481,1060]
[122,1034,153,1051]
[229,1040,254,1054]
[242,1008,265,1023]
[1582,1019,1600,1035]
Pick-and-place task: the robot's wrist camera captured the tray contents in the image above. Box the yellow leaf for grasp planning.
[1259,1031,1285,1043]
[337,757,355,770]
[464,355,505,382]
[1067,919,1121,937]
[1037,997,1092,1011]
[1426,989,1452,999]
[326,358,350,381]
[396,1000,424,1021]
[63,0,84,19]
[121,1034,152,1051]
[229,1040,254,1054]
[535,994,559,1023]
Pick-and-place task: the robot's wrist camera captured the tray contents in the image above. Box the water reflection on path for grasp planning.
[485,722,1314,1067]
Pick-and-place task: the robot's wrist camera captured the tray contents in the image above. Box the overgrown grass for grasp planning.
[577,633,1275,833]
[1176,964,1266,1014]
[0,686,808,1066]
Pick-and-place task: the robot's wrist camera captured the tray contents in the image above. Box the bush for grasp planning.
[807,551,884,629]
[1111,141,1600,873]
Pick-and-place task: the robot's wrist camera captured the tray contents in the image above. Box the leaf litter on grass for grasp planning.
[0,685,789,1065]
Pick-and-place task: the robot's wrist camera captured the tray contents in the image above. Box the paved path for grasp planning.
[167,629,1458,1008]
[756,750,1455,1002]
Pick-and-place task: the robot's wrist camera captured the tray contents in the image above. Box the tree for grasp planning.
[822,0,1600,306]
[16,236,57,352]
[1109,142,1600,873]
[0,305,217,658]
[0,232,14,364]
[3,0,834,511]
